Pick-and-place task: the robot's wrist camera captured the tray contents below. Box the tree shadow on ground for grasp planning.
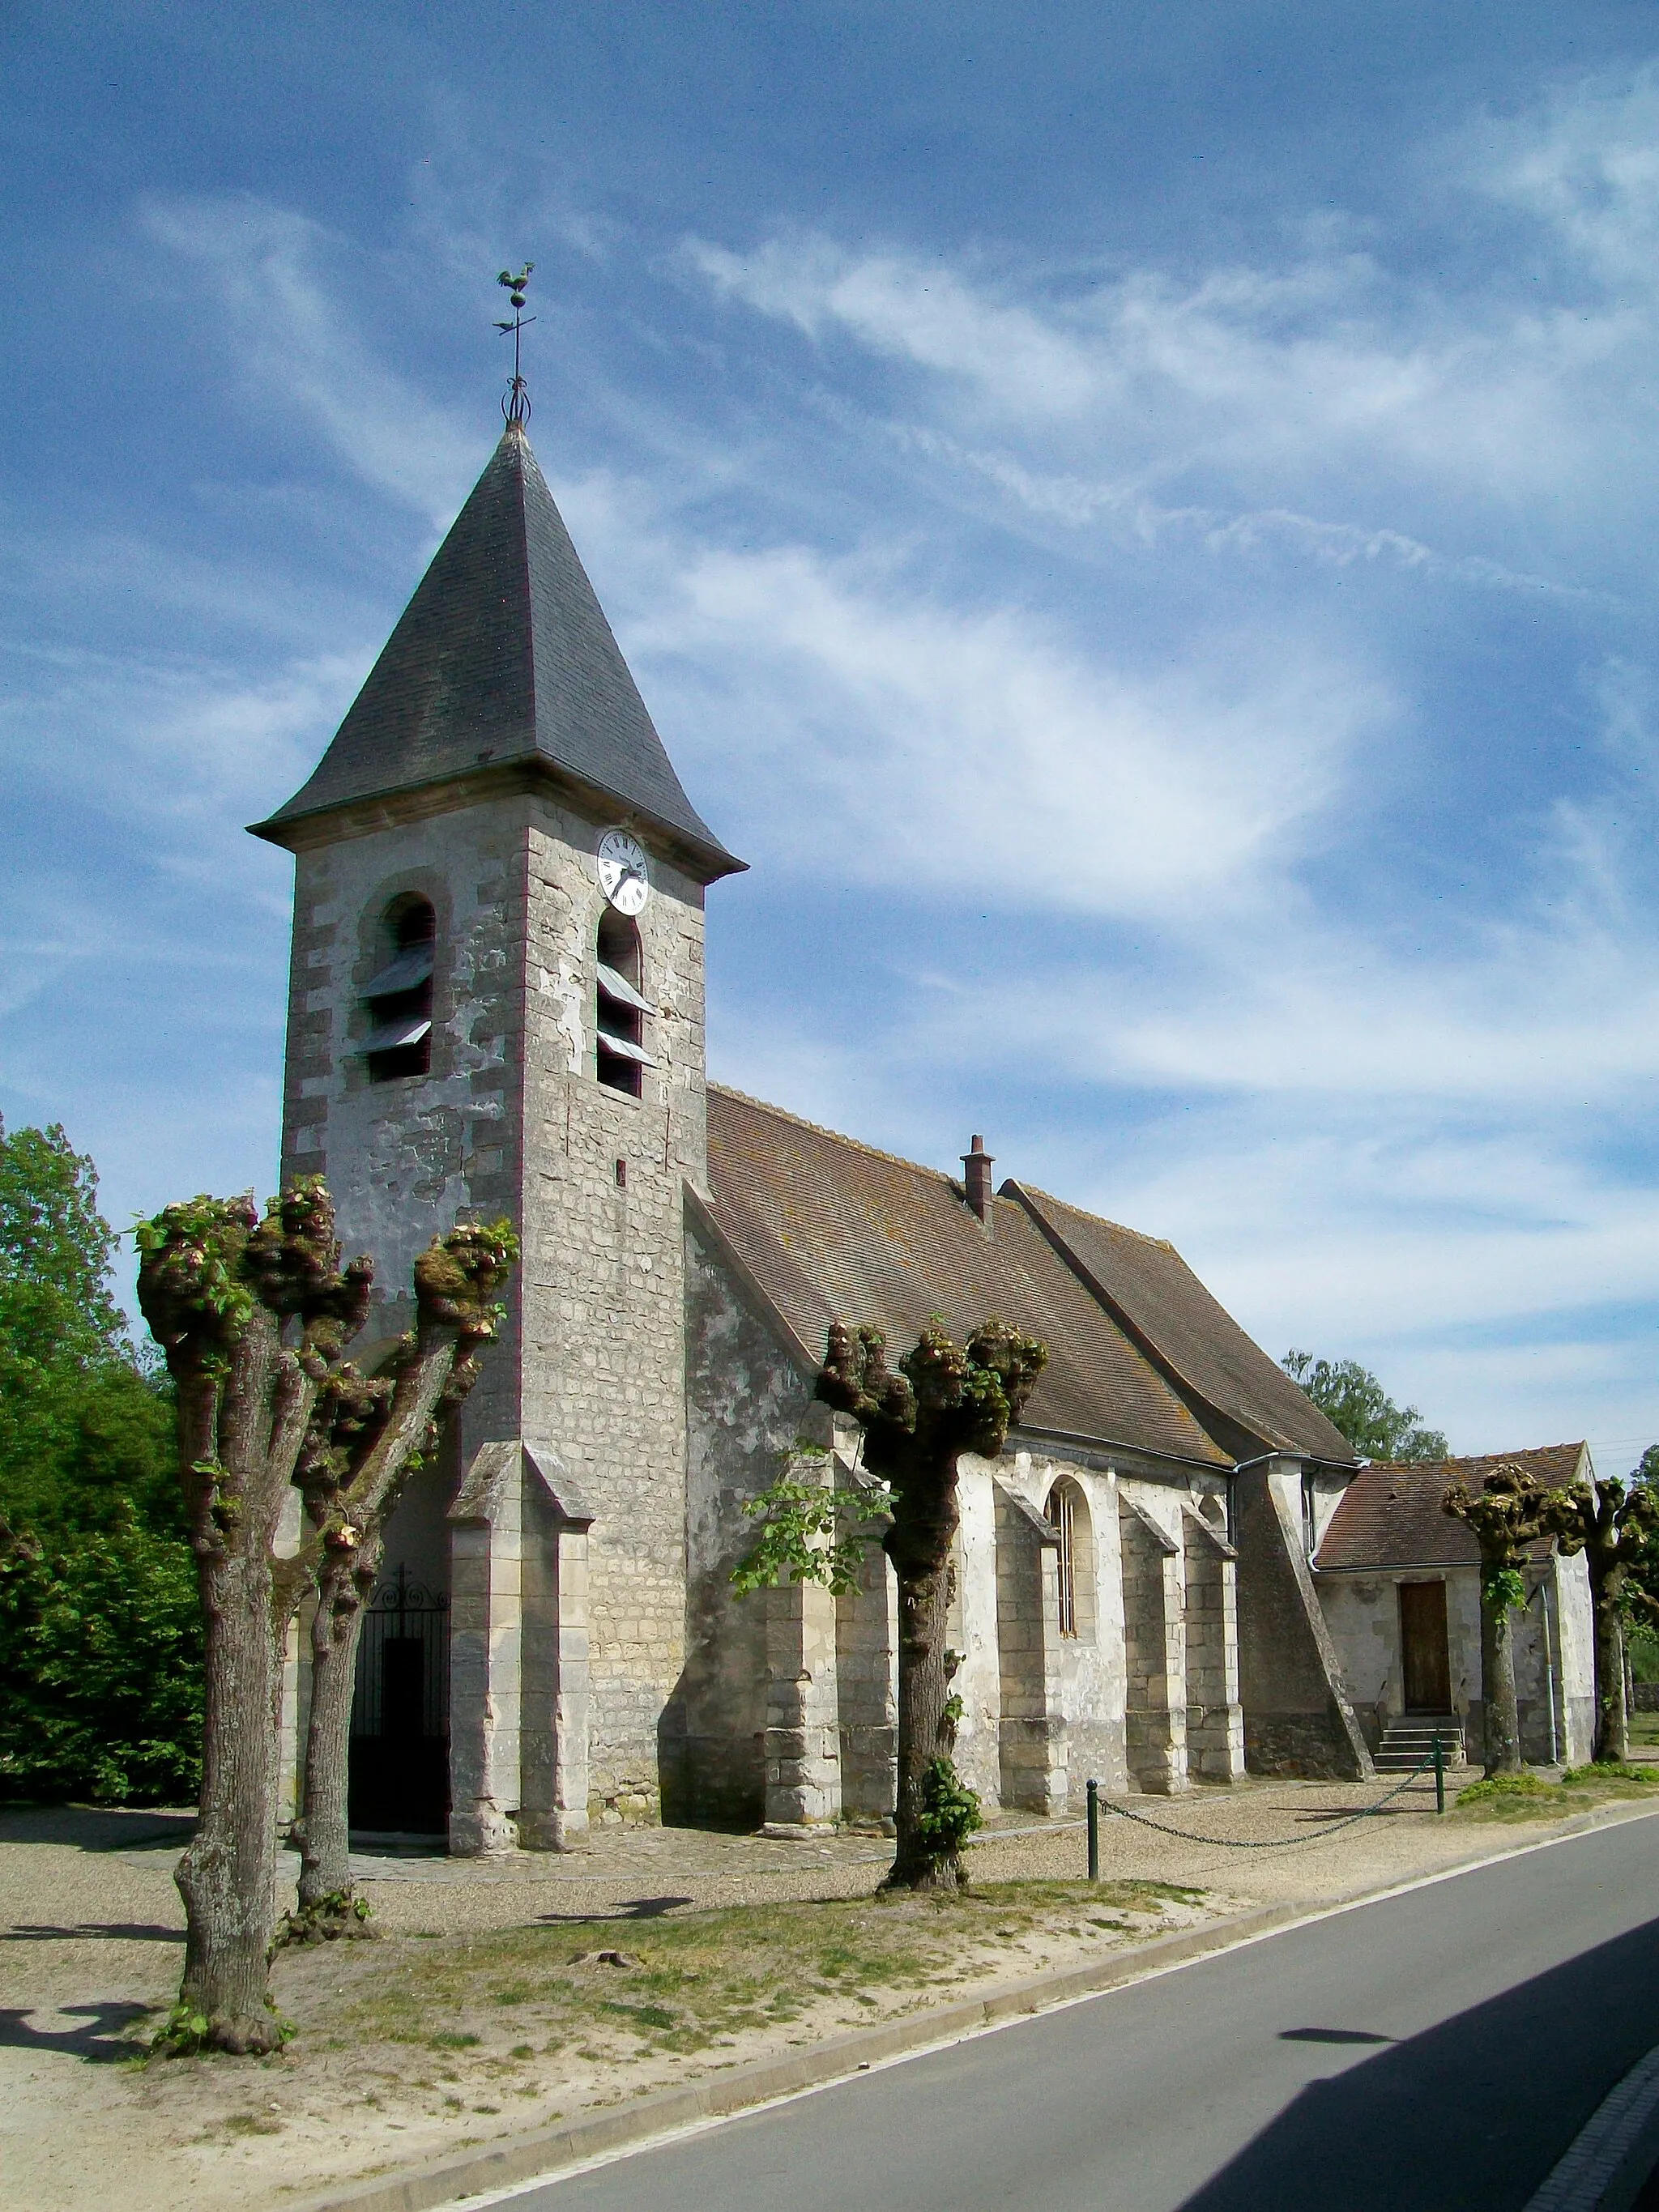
[1278,2027,1393,2044]
[1177,1915,1659,2211]
[2,1922,181,1943]
[0,2002,152,2061]
[0,1805,195,1852]
[535,1897,696,1924]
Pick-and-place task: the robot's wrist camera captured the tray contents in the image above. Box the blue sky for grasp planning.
[4,2,1659,1458]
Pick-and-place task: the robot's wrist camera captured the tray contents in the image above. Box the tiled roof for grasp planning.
[706,1089,1253,1468]
[252,423,741,881]
[1009,1185,1357,1465]
[1315,1443,1590,1572]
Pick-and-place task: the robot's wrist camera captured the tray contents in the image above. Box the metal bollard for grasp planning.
[1087,1777,1100,1881]
[1433,1734,1445,1816]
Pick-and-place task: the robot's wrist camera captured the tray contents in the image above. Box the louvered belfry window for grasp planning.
[595,910,655,1099]
[364,897,435,1084]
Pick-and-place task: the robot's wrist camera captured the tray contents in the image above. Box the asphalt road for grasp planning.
[501,1811,1659,2212]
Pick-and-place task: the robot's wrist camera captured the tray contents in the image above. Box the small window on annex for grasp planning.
[363,896,436,1084]
[1047,1480,1090,1639]
[595,910,655,1099]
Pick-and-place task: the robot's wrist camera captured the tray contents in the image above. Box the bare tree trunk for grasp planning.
[176,1544,288,2052]
[1481,1588,1521,1776]
[294,1532,383,1924]
[1592,1583,1628,1764]
[885,1476,963,1892]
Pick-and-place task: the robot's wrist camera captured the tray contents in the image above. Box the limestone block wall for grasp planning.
[278,791,531,1456]
[949,1460,1004,1808]
[1318,1555,1595,1768]
[517,808,706,1823]
[680,1209,816,1827]
[1183,1508,1243,1781]
[996,1448,1128,1798]
[992,1483,1067,1812]
[836,1536,898,1818]
[279,786,710,1831]
[1235,1460,1371,1779]
[762,1565,843,1830]
[1118,1486,1186,1793]
[1547,1550,1595,1764]
[448,1448,527,1856]
[1316,1570,1478,1750]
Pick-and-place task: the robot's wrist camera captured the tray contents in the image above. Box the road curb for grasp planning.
[301,1793,1659,2212]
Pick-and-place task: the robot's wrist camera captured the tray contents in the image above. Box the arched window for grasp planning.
[1048,1480,1079,1638]
[364,896,435,1084]
[595,910,655,1098]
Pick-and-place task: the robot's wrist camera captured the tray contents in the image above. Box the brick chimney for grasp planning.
[962,1135,996,1226]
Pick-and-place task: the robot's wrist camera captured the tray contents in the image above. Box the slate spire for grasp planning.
[251,420,742,881]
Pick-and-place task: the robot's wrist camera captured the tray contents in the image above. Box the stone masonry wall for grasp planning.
[1182,1509,1243,1781]
[278,786,710,1833]
[680,1211,816,1827]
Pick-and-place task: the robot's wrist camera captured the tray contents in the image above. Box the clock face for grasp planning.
[597,829,650,915]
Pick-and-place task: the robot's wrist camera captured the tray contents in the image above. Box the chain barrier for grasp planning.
[1090,1741,1446,1852]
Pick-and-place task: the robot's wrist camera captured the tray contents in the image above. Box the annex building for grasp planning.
[253,413,1562,1851]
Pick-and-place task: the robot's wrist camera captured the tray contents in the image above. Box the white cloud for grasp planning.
[687,236,1101,414]
[687,183,1657,526]
[1470,65,1659,288]
[140,195,480,522]
[630,533,1377,922]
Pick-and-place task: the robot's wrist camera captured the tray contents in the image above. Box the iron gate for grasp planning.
[348,1565,450,1836]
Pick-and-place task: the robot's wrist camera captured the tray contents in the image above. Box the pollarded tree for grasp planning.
[136,1180,515,2052]
[289,1232,512,1930]
[1444,1461,1576,1777]
[1550,1470,1659,1764]
[737,1317,1047,1892]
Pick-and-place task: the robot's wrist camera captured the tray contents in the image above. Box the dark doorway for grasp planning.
[348,1566,450,1835]
[1400,1580,1451,1712]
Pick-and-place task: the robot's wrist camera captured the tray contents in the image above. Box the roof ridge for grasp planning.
[1370,1443,1587,1473]
[1011,1178,1176,1255]
[709,1083,979,1195]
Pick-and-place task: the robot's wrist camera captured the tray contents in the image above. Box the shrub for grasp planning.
[0,1512,203,1804]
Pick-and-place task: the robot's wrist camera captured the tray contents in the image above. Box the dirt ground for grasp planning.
[4,1766,1656,2212]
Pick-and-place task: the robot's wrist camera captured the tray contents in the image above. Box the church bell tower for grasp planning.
[251,398,744,1851]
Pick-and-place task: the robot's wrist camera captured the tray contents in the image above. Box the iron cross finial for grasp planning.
[494,263,536,424]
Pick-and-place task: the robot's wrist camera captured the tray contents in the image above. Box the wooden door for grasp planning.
[1400,1580,1451,1712]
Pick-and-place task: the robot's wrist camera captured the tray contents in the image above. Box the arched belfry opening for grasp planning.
[595,909,655,1097]
[364,895,436,1083]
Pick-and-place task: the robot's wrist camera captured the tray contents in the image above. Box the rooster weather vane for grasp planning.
[496,264,535,424]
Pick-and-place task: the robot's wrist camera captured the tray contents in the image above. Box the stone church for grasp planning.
[254,413,1381,1853]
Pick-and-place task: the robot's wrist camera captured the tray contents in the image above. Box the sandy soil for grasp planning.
[2,1769,1653,2212]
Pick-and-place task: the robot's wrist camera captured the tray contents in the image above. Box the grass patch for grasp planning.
[314,1878,1205,2085]
[1455,1762,1659,1821]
